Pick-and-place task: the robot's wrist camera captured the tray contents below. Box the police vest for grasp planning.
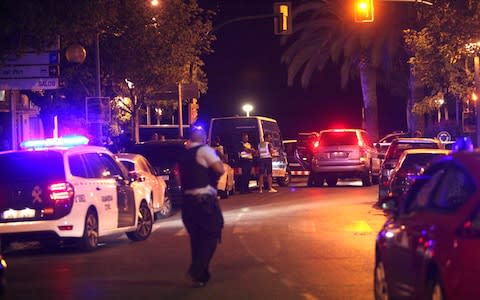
[240,142,253,159]
[258,141,272,159]
[178,145,218,190]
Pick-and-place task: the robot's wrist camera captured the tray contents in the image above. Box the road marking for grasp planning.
[281,278,295,288]
[175,228,187,236]
[266,266,278,274]
[344,220,373,234]
[302,292,319,300]
[288,221,316,233]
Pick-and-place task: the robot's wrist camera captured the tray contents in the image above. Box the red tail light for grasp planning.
[313,140,319,148]
[49,182,74,201]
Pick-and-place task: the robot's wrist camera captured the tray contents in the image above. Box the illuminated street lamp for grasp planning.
[466,41,480,147]
[435,98,445,123]
[151,0,160,6]
[242,104,253,117]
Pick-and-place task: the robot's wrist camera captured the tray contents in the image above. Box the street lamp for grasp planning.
[435,98,445,123]
[242,104,253,117]
[466,41,480,147]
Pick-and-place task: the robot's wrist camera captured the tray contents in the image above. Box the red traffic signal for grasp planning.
[354,0,374,23]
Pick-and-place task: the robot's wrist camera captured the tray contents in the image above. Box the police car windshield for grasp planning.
[0,152,65,183]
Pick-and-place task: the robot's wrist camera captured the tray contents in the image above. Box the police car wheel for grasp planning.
[127,202,153,241]
[79,210,99,251]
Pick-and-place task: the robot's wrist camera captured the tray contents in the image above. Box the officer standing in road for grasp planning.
[178,126,225,288]
[258,133,277,193]
[238,132,255,194]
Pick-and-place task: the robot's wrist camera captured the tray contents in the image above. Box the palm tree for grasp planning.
[282,0,406,140]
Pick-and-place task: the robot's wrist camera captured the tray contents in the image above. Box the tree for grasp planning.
[282,0,411,140]
[404,1,480,124]
[0,0,214,141]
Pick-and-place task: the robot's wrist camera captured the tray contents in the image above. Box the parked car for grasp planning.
[0,136,154,251]
[283,139,310,177]
[116,153,172,218]
[374,131,408,158]
[378,138,443,205]
[375,151,480,299]
[296,132,320,171]
[387,149,450,203]
[309,129,381,187]
[127,140,186,207]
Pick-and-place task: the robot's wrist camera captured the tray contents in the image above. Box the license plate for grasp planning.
[3,208,36,219]
[160,175,169,181]
[330,151,348,159]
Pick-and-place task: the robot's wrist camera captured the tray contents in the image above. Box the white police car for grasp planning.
[0,136,153,251]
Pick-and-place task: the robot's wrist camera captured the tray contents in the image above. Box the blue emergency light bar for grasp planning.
[21,136,89,149]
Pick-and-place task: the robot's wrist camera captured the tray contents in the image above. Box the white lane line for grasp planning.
[266,266,278,274]
[281,278,295,288]
[175,228,187,236]
[302,292,319,300]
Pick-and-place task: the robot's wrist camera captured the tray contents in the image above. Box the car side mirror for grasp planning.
[127,171,145,183]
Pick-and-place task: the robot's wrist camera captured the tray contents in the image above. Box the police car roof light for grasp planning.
[21,135,89,149]
[452,136,474,152]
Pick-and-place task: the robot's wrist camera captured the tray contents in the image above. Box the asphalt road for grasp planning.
[2,178,387,300]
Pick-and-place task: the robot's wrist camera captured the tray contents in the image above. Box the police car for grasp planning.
[0,136,154,251]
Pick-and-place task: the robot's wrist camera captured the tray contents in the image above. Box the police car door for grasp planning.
[83,153,119,231]
[97,153,136,228]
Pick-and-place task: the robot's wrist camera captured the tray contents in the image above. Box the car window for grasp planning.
[405,169,445,213]
[98,153,124,178]
[121,160,135,172]
[0,151,65,183]
[400,153,446,172]
[84,153,123,179]
[429,168,475,212]
[386,142,439,160]
[69,154,88,178]
[319,131,357,146]
[144,158,157,175]
[360,132,373,147]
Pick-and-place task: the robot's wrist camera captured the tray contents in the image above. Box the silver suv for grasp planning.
[309,129,381,187]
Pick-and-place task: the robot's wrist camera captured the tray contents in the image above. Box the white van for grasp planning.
[208,116,290,189]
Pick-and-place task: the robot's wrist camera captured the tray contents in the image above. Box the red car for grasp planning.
[375,151,480,299]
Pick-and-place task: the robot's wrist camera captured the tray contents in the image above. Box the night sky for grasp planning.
[198,0,406,139]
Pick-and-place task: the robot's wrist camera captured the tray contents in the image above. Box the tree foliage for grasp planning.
[281,0,408,139]
[404,0,480,114]
[0,0,214,131]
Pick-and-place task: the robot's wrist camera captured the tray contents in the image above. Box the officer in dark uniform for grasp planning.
[178,126,225,288]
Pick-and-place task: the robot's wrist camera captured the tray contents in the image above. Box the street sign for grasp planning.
[0,78,59,90]
[0,65,59,79]
[86,97,111,124]
[4,51,59,65]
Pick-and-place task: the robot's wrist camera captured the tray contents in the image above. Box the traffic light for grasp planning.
[274,2,292,35]
[354,0,374,23]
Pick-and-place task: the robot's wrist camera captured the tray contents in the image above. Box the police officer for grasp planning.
[258,133,277,193]
[238,132,255,194]
[178,127,225,288]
